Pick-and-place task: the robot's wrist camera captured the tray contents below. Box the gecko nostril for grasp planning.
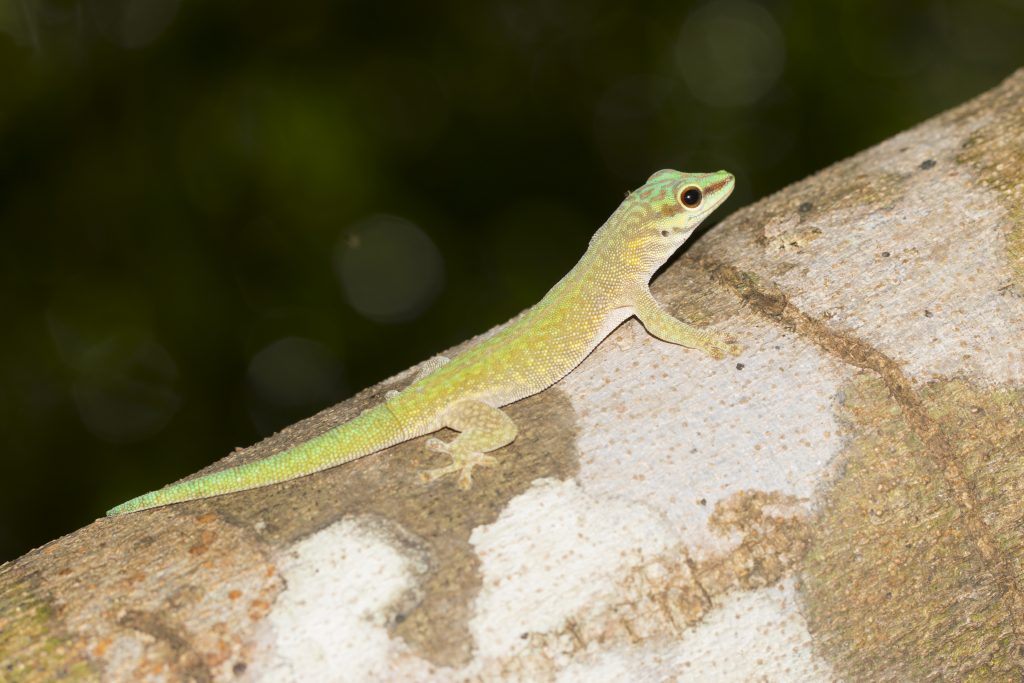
[661,230,670,237]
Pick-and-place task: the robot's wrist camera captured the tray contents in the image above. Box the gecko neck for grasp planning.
[562,227,666,304]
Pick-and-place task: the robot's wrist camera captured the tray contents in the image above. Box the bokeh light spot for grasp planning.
[675,0,785,107]
[63,329,180,444]
[92,0,181,49]
[334,215,444,324]
[246,336,347,435]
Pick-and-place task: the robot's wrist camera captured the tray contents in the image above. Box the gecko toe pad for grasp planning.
[420,451,499,489]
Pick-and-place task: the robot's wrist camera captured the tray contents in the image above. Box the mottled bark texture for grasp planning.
[3,69,1024,682]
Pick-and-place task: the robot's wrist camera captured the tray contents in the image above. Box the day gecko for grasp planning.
[108,169,737,515]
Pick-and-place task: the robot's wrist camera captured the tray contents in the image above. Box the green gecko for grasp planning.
[107,169,737,515]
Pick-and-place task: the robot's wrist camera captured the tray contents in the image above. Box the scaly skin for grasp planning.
[108,169,737,515]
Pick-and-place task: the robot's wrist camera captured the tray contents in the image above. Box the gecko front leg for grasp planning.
[633,289,740,359]
[422,399,517,489]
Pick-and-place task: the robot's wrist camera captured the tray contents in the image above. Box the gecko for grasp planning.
[107,168,737,515]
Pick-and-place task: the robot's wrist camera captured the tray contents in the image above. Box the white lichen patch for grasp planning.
[251,517,430,683]
[744,117,1024,387]
[552,577,832,682]
[561,319,848,561]
[467,478,679,660]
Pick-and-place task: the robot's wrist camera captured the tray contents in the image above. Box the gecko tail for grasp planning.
[106,405,405,515]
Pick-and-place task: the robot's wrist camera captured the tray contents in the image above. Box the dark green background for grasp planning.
[1,0,1022,562]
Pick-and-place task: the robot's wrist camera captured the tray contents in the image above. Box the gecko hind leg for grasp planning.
[421,399,517,490]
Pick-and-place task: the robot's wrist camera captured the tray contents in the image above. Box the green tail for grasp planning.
[107,404,406,515]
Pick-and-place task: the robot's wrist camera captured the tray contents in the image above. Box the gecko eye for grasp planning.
[680,187,703,208]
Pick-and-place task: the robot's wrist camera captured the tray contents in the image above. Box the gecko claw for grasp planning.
[699,332,741,360]
[421,451,499,489]
[425,437,449,453]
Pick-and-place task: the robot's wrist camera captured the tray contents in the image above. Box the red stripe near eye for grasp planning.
[703,179,729,195]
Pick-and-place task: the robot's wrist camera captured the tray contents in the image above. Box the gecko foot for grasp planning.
[699,332,742,360]
[421,439,499,490]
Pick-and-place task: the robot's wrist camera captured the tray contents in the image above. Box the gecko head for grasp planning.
[640,168,734,244]
[596,169,735,271]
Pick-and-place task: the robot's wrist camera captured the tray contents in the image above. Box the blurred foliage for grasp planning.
[1,0,1022,561]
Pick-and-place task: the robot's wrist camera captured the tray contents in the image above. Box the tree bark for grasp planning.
[3,69,1024,683]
